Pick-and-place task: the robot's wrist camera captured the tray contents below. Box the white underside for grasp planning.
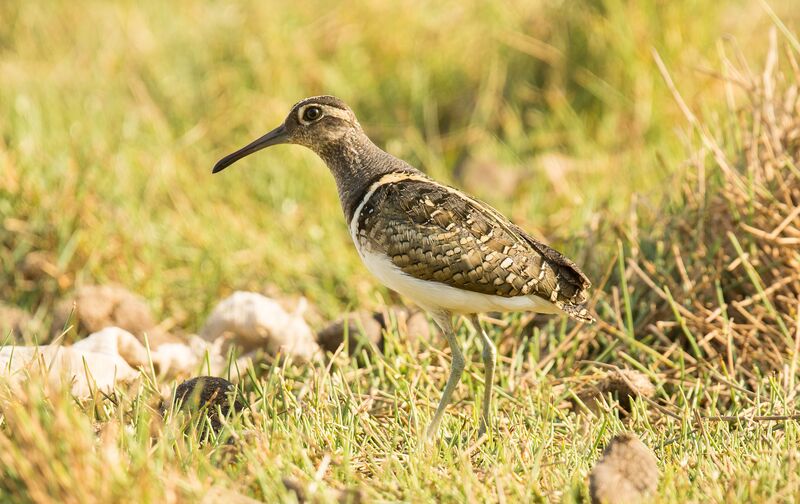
[347,172,562,315]
[358,246,561,315]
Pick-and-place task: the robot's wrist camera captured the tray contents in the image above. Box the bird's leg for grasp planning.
[470,314,496,437]
[426,310,465,439]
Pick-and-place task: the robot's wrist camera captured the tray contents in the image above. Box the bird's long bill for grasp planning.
[212,124,289,173]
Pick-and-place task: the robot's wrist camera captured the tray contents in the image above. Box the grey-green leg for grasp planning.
[426,311,465,439]
[471,315,496,437]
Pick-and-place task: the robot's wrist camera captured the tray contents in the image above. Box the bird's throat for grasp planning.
[317,131,419,222]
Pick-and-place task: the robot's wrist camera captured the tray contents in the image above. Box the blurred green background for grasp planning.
[1,0,796,329]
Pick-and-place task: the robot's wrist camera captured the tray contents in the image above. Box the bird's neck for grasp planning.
[317,129,420,222]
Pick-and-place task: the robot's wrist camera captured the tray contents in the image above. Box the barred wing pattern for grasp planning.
[354,176,593,322]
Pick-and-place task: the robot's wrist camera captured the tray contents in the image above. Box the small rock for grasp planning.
[589,433,659,504]
[52,285,156,340]
[604,369,656,409]
[317,310,383,354]
[201,486,262,504]
[149,337,215,378]
[389,307,431,350]
[68,327,253,381]
[0,303,40,341]
[21,251,59,281]
[575,369,655,414]
[163,376,245,435]
[143,328,186,349]
[317,307,431,354]
[72,327,151,368]
[200,291,320,363]
[404,310,431,341]
[0,344,140,398]
[282,477,363,504]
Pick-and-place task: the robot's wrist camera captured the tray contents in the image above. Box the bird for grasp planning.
[212,95,593,439]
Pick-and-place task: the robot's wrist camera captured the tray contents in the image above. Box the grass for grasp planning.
[1,0,800,502]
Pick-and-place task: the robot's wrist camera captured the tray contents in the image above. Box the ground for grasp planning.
[1,1,800,502]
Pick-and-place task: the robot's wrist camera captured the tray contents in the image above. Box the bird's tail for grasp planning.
[558,301,596,324]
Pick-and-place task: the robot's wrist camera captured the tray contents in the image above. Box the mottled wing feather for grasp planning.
[356,178,592,320]
[511,224,592,298]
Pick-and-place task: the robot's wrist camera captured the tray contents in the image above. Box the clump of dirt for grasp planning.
[52,285,159,342]
[317,310,384,354]
[282,477,363,504]
[575,368,656,414]
[162,376,245,436]
[589,432,659,504]
[200,486,262,504]
[317,306,431,355]
[0,303,41,342]
[50,285,179,347]
[20,251,60,282]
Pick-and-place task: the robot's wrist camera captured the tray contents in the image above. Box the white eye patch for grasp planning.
[297,104,352,125]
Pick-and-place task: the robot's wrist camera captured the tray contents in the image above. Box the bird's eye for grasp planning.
[302,106,322,122]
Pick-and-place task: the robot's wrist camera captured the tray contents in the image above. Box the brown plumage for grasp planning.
[356,174,592,321]
[212,95,594,439]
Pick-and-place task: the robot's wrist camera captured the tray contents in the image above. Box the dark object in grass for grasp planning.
[163,376,244,435]
[589,433,658,504]
[317,306,430,355]
[317,310,384,354]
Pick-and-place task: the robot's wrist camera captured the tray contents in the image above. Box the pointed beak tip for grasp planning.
[210,124,288,176]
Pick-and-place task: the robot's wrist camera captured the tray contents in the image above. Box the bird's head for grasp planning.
[212,95,360,173]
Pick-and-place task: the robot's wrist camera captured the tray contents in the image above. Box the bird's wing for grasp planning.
[354,175,592,319]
